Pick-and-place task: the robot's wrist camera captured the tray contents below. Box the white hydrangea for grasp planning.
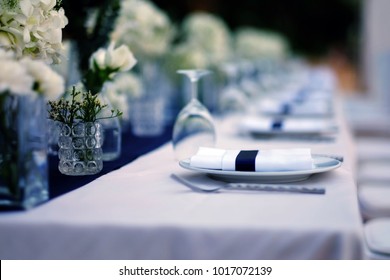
[235,27,289,60]
[0,48,64,98]
[182,12,232,65]
[0,0,68,64]
[110,0,174,58]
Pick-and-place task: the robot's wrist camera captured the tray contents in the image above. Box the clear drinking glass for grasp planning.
[172,69,216,160]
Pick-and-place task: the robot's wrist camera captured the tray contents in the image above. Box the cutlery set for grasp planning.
[171,173,326,195]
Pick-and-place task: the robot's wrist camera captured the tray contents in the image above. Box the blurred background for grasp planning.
[142,0,390,138]
[151,0,363,93]
[62,0,363,93]
[61,0,390,137]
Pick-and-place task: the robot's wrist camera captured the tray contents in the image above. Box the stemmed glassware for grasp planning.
[172,69,216,160]
[218,62,248,114]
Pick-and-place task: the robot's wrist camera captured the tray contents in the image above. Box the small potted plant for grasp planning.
[48,87,122,175]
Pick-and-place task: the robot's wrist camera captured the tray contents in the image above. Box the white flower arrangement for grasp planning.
[89,42,137,73]
[0,48,33,94]
[0,48,64,99]
[110,0,175,59]
[0,0,68,64]
[85,42,137,94]
[181,12,232,65]
[22,57,65,100]
[235,27,289,60]
[103,72,143,121]
[166,42,210,73]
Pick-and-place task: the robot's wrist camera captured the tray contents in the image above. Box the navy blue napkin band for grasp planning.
[293,89,307,103]
[282,103,291,115]
[272,119,284,130]
[235,150,259,171]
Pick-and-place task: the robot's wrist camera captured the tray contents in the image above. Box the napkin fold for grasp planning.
[190,147,314,172]
[240,117,337,133]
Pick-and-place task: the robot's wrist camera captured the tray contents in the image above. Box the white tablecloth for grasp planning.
[0,105,363,259]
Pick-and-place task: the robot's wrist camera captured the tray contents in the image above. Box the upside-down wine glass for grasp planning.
[172,69,216,160]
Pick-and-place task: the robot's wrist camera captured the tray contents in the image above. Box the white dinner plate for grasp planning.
[179,155,342,183]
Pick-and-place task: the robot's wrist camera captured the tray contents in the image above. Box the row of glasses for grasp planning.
[171,61,298,161]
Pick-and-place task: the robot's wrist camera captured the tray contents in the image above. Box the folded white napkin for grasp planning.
[190,147,314,172]
[240,117,337,133]
[259,98,331,116]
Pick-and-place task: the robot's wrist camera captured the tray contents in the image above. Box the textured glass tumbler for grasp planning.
[58,122,103,176]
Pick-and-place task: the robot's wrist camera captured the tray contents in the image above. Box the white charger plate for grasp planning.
[179,155,342,183]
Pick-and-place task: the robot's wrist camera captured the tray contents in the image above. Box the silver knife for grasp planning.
[227,182,325,194]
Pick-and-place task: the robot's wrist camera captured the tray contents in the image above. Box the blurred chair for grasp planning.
[356,137,390,162]
[343,0,390,138]
[355,137,390,220]
[347,1,390,258]
[356,145,390,220]
[358,182,390,220]
[358,160,390,183]
[363,218,390,259]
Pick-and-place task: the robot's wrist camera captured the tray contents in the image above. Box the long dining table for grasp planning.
[0,98,364,260]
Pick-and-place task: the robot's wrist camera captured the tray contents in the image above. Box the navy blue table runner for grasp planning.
[49,126,173,199]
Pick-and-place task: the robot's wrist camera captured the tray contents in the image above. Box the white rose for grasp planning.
[105,43,137,71]
[90,43,137,72]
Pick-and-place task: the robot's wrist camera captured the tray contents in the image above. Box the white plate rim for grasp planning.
[179,155,342,178]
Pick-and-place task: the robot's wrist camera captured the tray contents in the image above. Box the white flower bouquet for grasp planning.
[235,27,289,60]
[84,42,137,94]
[0,0,68,64]
[103,71,143,121]
[0,48,64,99]
[110,0,174,59]
[0,48,65,208]
[181,12,232,65]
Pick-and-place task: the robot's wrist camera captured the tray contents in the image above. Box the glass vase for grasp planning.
[97,91,121,161]
[131,59,165,136]
[58,121,103,176]
[0,94,49,209]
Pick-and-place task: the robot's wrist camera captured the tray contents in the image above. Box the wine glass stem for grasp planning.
[191,80,198,100]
